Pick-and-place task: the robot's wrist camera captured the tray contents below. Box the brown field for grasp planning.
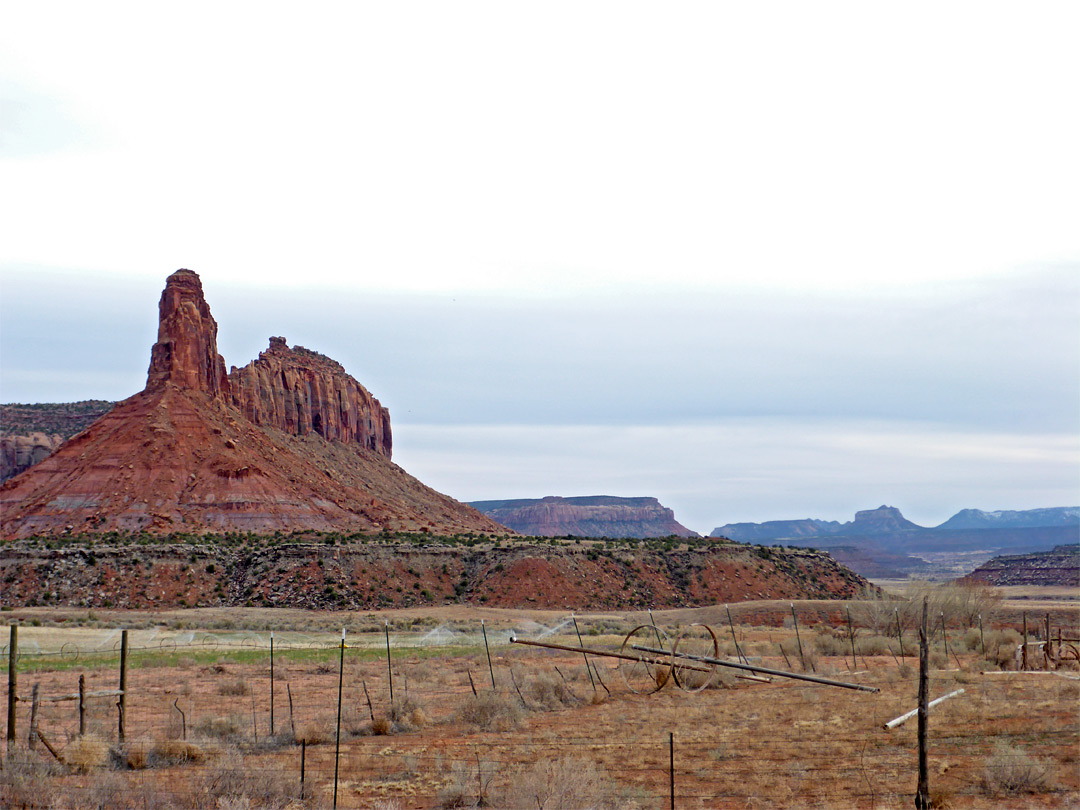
[3,600,1078,810]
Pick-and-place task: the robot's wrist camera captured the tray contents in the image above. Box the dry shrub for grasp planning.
[495,756,621,810]
[64,735,110,772]
[371,715,392,735]
[123,738,152,769]
[521,670,581,710]
[812,628,849,657]
[982,628,1022,669]
[981,742,1056,795]
[456,690,523,731]
[152,738,206,765]
[192,750,299,810]
[388,696,428,731]
[295,714,335,744]
[854,634,891,657]
[193,713,245,741]
[0,749,63,808]
[217,677,250,696]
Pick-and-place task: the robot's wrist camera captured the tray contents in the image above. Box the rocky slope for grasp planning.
[471,496,699,538]
[0,536,868,610]
[961,545,1080,587]
[0,269,502,539]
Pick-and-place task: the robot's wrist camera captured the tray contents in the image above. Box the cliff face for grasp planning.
[471,495,699,538]
[0,433,64,482]
[229,338,391,459]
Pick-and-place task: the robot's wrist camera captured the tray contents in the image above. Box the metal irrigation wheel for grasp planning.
[671,623,719,692]
[1060,643,1080,666]
[158,638,177,653]
[60,642,80,663]
[618,624,673,694]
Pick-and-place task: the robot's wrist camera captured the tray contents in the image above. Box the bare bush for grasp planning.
[981,742,1056,795]
[494,756,622,810]
[63,734,110,772]
[456,690,524,731]
[216,677,250,696]
[519,669,581,710]
[192,749,299,810]
[0,749,63,808]
[193,713,246,741]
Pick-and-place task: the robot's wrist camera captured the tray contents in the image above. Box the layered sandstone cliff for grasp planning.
[0,269,501,538]
[229,338,391,458]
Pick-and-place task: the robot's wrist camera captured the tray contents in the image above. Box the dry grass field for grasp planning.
[3,597,1078,809]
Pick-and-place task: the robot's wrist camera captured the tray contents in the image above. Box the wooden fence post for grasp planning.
[270,630,275,737]
[915,597,929,810]
[118,629,128,743]
[28,683,40,750]
[79,674,86,736]
[6,625,16,749]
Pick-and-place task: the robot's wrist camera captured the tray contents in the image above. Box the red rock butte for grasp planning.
[0,269,504,539]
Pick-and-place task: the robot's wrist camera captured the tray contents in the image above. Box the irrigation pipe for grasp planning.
[883,688,964,729]
[632,644,880,693]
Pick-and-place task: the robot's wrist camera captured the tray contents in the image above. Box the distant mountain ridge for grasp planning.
[711,505,1079,579]
[470,495,699,538]
[712,505,1078,541]
[937,507,1080,531]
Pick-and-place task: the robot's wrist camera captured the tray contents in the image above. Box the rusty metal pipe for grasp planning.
[632,644,879,693]
[509,635,713,674]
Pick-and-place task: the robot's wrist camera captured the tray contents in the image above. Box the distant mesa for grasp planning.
[961,545,1080,588]
[470,495,699,538]
[0,269,503,539]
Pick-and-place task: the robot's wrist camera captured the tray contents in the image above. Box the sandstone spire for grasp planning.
[145,269,229,398]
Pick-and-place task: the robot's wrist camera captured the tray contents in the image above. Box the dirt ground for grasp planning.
[3,603,1079,809]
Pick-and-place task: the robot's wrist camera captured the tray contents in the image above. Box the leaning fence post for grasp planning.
[978,614,984,658]
[7,624,17,748]
[572,614,596,692]
[791,604,812,672]
[118,629,128,743]
[726,605,748,665]
[481,620,496,690]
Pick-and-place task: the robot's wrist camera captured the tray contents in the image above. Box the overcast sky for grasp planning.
[1,3,1077,533]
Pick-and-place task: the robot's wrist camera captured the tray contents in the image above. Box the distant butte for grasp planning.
[0,269,504,539]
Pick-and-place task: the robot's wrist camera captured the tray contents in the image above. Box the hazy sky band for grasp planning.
[1,3,1077,532]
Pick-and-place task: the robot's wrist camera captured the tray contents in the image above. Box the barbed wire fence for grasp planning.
[3,614,1078,810]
